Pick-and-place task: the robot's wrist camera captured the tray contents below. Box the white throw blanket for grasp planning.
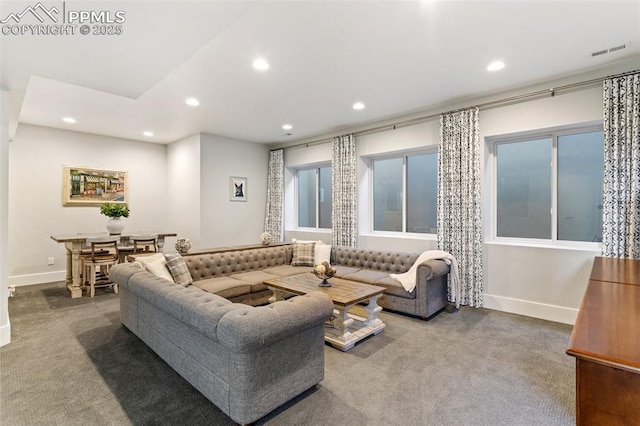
[389,250,460,308]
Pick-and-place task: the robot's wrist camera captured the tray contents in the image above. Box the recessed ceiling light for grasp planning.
[282,124,293,130]
[252,58,269,70]
[353,102,365,110]
[143,131,154,137]
[487,60,505,71]
[62,117,76,123]
[185,97,200,106]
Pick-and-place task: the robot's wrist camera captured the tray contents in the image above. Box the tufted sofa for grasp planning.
[109,262,334,425]
[183,244,451,319]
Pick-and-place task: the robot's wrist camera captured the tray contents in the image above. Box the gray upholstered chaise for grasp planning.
[109,263,334,425]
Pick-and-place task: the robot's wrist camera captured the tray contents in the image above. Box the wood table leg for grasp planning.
[363,294,385,334]
[325,306,356,351]
[66,242,84,298]
[267,287,286,304]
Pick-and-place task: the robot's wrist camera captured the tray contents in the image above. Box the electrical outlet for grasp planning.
[48,257,54,266]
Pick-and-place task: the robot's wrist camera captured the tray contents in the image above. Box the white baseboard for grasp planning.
[8,270,66,287]
[0,320,10,347]
[483,294,578,325]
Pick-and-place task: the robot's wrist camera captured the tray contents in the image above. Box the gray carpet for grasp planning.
[0,282,575,425]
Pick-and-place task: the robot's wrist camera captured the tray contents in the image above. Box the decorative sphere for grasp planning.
[313,261,336,280]
[260,232,273,245]
[175,238,192,253]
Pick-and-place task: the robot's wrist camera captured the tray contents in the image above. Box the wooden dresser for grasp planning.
[566,257,640,425]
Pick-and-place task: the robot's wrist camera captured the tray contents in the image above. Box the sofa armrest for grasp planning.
[416,259,450,281]
[216,292,334,352]
[109,263,145,290]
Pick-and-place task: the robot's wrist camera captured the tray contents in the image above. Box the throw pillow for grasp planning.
[291,242,316,266]
[292,238,326,245]
[144,260,174,282]
[164,253,193,287]
[136,253,165,266]
[315,244,332,265]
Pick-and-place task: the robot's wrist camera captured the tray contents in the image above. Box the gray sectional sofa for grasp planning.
[109,262,334,425]
[183,244,451,319]
[109,243,451,424]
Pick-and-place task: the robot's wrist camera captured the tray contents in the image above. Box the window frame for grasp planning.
[369,149,438,237]
[490,123,604,249]
[295,164,332,230]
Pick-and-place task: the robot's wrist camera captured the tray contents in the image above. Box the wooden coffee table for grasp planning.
[265,273,386,351]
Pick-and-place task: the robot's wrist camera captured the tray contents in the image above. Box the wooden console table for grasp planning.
[566,256,640,425]
[51,232,176,298]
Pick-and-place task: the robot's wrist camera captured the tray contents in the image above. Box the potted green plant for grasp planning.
[100,203,130,235]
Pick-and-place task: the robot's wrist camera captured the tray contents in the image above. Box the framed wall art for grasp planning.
[230,176,247,202]
[62,166,128,206]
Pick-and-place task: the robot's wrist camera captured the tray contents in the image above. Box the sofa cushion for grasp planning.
[333,265,361,278]
[375,276,416,299]
[291,242,315,266]
[263,265,312,277]
[192,276,252,299]
[231,270,281,293]
[342,269,390,285]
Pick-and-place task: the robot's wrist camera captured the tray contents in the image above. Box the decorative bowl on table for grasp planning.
[313,261,337,287]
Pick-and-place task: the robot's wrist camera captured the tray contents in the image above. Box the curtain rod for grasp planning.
[273,68,639,152]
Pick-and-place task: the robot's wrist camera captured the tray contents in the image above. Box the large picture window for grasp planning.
[494,127,603,243]
[372,152,438,234]
[297,166,332,229]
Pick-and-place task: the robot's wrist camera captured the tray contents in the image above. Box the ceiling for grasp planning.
[2,0,640,144]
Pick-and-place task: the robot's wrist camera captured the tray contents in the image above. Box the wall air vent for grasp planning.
[591,43,628,57]
[608,44,626,53]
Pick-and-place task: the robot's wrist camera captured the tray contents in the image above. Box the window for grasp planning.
[297,166,332,229]
[494,127,603,243]
[372,152,438,234]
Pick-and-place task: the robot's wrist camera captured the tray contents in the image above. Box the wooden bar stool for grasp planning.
[84,236,120,297]
[118,234,158,262]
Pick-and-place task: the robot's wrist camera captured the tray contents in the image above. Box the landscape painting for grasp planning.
[62,166,128,206]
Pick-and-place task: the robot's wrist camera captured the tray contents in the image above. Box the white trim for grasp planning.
[485,240,600,252]
[0,319,10,347]
[360,231,437,241]
[483,293,578,325]
[9,270,66,287]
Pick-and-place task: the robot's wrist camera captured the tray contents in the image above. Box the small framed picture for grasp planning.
[230,176,247,201]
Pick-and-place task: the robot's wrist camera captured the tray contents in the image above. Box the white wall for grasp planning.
[1,90,11,347]
[480,86,604,324]
[8,124,168,286]
[199,133,269,247]
[166,133,201,249]
[283,71,618,325]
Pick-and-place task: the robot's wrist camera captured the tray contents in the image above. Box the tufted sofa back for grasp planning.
[331,246,418,274]
[184,245,293,281]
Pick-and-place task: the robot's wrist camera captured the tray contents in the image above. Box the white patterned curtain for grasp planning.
[264,149,284,241]
[332,134,358,247]
[602,73,640,259]
[437,107,483,307]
